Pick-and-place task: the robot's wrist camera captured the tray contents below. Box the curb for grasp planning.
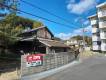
[21,60,82,80]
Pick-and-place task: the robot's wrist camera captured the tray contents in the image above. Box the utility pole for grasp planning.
[80,18,86,50]
[82,27,85,50]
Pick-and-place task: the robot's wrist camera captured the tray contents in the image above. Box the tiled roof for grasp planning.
[22,26,45,33]
[20,26,54,37]
[38,38,69,48]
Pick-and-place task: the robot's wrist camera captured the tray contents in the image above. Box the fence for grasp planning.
[21,52,75,77]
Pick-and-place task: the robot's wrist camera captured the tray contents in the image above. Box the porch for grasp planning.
[15,38,70,54]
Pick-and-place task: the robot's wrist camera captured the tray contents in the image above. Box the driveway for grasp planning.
[41,55,106,80]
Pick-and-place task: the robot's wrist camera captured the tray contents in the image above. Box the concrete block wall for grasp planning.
[21,52,75,77]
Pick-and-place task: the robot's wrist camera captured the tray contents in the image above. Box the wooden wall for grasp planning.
[37,28,52,39]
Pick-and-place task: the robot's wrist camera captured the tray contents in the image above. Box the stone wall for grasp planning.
[21,52,75,77]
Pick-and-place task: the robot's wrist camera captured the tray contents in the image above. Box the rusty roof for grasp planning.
[20,26,54,37]
[38,38,70,48]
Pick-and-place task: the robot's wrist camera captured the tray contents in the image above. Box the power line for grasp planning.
[20,0,78,27]
[0,2,78,29]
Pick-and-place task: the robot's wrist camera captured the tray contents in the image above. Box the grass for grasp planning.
[0,70,20,80]
[0,54,21,80]
[80,50,94,60]
[79,50,105,60]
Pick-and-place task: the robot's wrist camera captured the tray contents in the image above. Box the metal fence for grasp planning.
[21,52,75,77]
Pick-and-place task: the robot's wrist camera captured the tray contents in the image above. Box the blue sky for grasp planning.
[18,0,106,40]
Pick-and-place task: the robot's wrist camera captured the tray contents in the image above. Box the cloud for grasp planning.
[55,33,72,40]
[74,18,89,26]
[84,25,92,32]
[67,0,99,14]
[69,0,76,3]
[55,25,92,40]
[83,20,89,25]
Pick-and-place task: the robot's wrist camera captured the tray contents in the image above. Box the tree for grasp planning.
[33,21,43,29]
[0,14,44,54]
[0,0,19,18]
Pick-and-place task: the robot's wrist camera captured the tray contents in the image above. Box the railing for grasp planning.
[98,10,106,17]
[92,36,100,41]
[99,21,106,28]
[93,45,101,50]
[91,20,97,25]
[101,44,106,51]
[102,10,106,16]
[100,32,106,39]
[92,28,99,33]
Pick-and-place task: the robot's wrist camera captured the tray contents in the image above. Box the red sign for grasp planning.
[26,54,44,67]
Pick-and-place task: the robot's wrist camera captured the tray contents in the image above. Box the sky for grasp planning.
[18,0,106,40]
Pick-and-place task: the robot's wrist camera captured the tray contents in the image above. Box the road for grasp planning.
[41,55,106,80]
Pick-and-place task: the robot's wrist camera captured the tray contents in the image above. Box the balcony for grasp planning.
[99,21,106,28]
[92,28,99,33]
[98,10,106,18]
[91,20,97,25]
[93,45,101,51]
[92,36,100,41]
[100,32,106,39]
[101,44,106,51]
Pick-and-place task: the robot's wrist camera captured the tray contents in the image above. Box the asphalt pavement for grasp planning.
[41,55,106,80]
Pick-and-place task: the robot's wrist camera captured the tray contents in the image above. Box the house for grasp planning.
[65,39,87,47]
[88,2,106,52]
[65,39,88,52]
[15,26,70,54]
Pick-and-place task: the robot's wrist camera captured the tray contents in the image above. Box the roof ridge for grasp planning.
[37,38,64,43]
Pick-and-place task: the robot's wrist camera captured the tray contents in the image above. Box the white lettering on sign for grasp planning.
[26,54,43,67]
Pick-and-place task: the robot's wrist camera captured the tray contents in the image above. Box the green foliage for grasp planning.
[0,0,19,13]
[0,31,17,48]
[33,21,43,29]
[0,14,44,54]
[71,35,83,40]
[2,14,43,29]
[0,14,43,35]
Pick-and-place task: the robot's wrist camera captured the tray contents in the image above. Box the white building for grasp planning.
[88,14,101,51]
[66,39,87,47]
[97,2,106,52]
[88,2,106,52]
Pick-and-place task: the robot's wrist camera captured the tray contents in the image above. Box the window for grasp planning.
[93,42,97,45]
[103,40,106,43]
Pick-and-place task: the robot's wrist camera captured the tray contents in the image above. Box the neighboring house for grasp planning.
[15,26,70,54]
[88,2,106,52]
[65,39,87,48]
[66,39,78,46]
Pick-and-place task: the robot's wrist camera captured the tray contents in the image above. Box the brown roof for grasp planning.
[38,38,69,48]
[20,26,54,37]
